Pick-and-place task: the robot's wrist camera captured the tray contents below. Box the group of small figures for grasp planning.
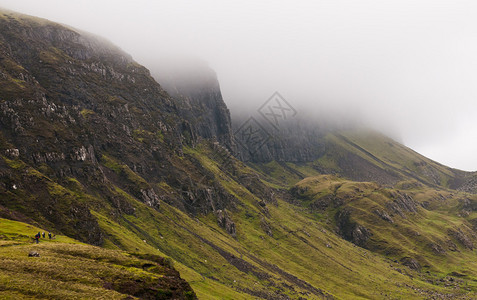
[33,231,53,243]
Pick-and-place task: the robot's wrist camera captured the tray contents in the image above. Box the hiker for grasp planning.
[42,232,45,238]
[48,232,52,239]
[34,232,40,244]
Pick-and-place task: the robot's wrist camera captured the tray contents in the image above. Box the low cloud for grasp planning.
[1,0,477,170]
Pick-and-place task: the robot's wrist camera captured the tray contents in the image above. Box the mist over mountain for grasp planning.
[2,0,476,170]
[2,5,477,300]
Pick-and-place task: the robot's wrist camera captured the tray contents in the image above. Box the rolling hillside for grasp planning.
[0,9,477,299]
[0,218,195,299]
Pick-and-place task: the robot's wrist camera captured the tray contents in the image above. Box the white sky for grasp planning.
[1,0,477,171]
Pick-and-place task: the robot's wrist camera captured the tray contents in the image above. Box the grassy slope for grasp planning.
[1,9,476,298]
[249,130,464,189]
[3,131,477,299]
[293,175,477,277]
[336,130,458,185]
[94,144,476,299]
[0,218,195,299]
[3,140,477,299]
[184,143,477,298]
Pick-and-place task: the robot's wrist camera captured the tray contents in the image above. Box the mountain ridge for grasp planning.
[1,9,477,299]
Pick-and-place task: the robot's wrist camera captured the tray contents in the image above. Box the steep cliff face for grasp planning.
[234,114,471,188]
[2,10,477,299]
[0,11,236,243]
[233,117,329,164]
[149,60,235,151]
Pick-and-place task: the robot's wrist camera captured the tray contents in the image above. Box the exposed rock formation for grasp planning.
[335,208,371,247]
[400,257,421,272]
[386,191,418,218]
[0,11,238,243]
[149,59,235,151]
[448,228,474,250]
[216,209,236,237]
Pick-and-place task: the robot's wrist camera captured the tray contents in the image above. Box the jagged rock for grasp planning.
[310,194,335,211]
[260,217,273,237]
[448,228,474,250]
[238,174,276,205]
[140,188,160,208]
[32,152,66,164]
[386,191,418,218]
[400,257,421,272]
[459,198,477,217]
[429,243,446,255]
[216,209,236,237]
[4,148,19,158]
[335,208,371,247]
[107,194,135,215]
[373,209,394,223]
[150,60,235,151]
[179,182,237,215]
[351,225,371,247]
[28,251,40,257]
[456,174,477,194]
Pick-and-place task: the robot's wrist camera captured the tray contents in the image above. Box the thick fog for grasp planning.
[2,0,477,171]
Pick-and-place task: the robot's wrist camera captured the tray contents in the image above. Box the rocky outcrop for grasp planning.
[460,198,477,215]
[4,148,19,158]
[455,173,477,194]
[335,208,371,247]
[373,209,394,223]
[28,251,40,257]
[149,60,235,151]
[140,188,160,208]
[233,117,327,163]
[260,217,273,237]
[0,11,237,243]
[238,173,276,205]
[448,228,474,250]
[429,243,446,255]
[216,209,236,237]
[386,191,418,218]
[400,257,421,272]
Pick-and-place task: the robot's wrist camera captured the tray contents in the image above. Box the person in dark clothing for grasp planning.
[34,232,40,244]
[48,232,52,239]
[42,232,45,238]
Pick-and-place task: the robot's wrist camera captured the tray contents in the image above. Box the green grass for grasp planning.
[3,157,26,170]
[171,143,477,298]
[80,108,95,118]
[250,130,461,190]
[3,139,477,299]
[289,175,477,295]
[335,130,456,186]
[101,154,150,190]
[0,218,196,299]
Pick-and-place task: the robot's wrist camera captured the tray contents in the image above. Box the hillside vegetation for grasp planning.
[0,218,196,299]
[1,9,477,299]
[3,140,477,299]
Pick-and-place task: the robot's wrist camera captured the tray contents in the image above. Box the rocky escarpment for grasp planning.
[149,60,235,151]
[232,117,407,185]
[0,11,239,243]
[455,172,477,194]
[335,208,372,247]
[233,117,328,163]
[234,112,473,188]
